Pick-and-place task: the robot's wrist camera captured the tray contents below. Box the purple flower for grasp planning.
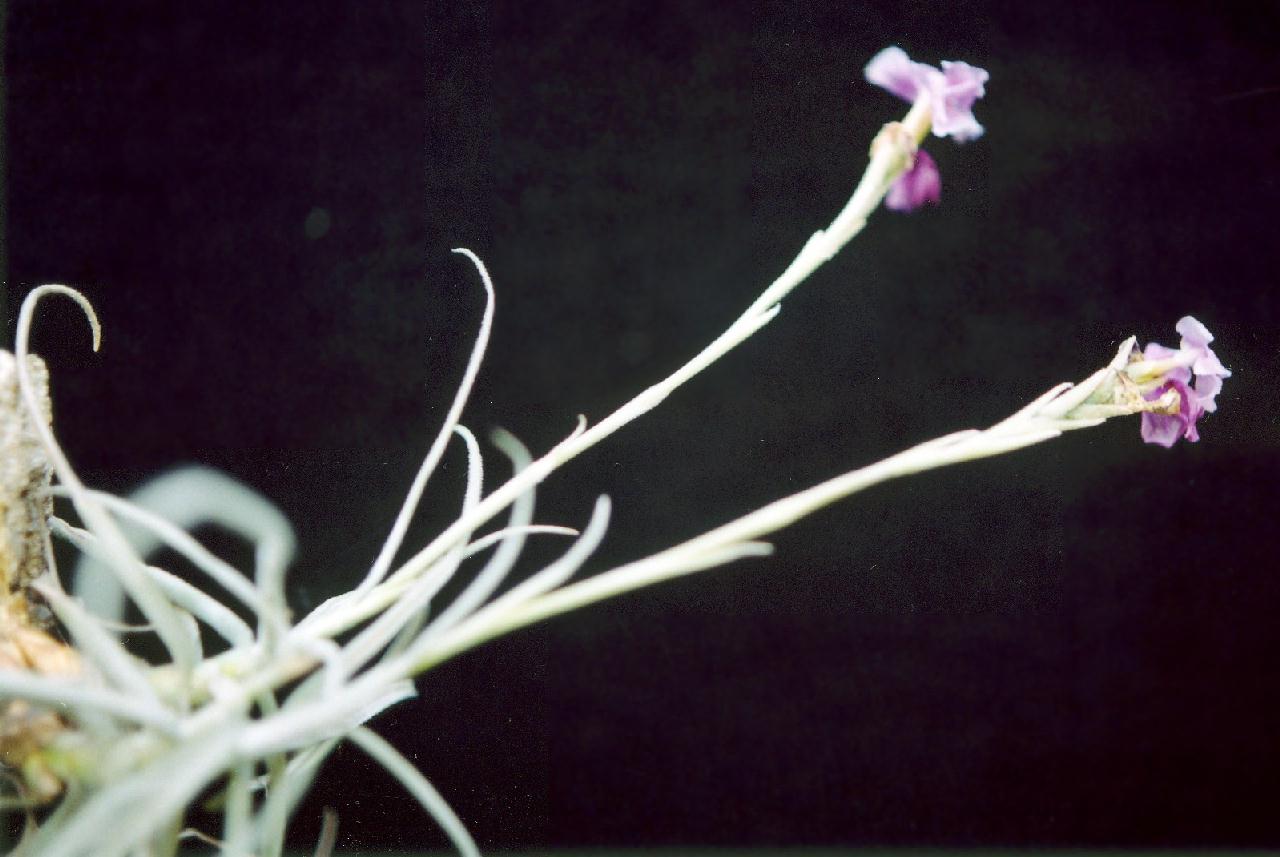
[884,150,941,211]
[1138,316,1231,447]
[864,47,988,213]
[1141,378,1202,447]
[1175,315,1230,381]
[864,46,989,141]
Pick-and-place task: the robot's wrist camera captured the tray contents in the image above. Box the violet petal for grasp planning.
[864,47,928,102]
[932,61,989,141]
[884,150,941,212]
[1141,378,1201,447]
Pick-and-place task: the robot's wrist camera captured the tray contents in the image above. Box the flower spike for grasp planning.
[1121,315,1231,447]
[864,46,989,211]
[865,46,989,141]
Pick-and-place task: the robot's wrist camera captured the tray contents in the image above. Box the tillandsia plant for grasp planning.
[0,46,1229,857]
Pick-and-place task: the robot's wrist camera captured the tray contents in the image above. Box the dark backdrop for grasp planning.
[4,0,1279,851]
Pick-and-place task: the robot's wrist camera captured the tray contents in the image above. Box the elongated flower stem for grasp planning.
[403,347,1129,674]
[320,98,930,642]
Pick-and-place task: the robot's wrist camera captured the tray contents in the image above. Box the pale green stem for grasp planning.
[405,346,1133,674]
[317,96,933,641]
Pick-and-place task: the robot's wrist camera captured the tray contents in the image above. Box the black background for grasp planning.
[4,0,1280,851]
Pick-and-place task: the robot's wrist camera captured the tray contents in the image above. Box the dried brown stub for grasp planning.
[0,351,81,804]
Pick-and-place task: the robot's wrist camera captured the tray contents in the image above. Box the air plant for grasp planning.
[0,47,1226,856]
